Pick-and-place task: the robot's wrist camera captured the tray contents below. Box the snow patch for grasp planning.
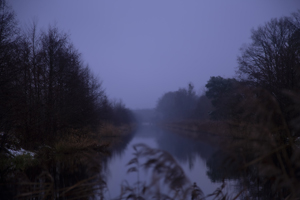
[8,148,35,157]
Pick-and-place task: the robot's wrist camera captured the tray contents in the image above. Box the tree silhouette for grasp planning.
[205,76,243,120]
[0,0,20,142]
[0,11,121,147]
[236,11,300,121]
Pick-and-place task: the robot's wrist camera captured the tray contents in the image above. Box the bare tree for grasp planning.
[236,11,300,120]
[0,0,19,134]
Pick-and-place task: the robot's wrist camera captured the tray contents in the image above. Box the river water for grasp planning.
[101,124,235,199]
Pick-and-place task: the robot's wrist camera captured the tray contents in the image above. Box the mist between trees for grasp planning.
[153,10,300,199]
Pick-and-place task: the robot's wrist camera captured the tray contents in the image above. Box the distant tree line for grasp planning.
[156,83,213,121]
[0,0,135,148]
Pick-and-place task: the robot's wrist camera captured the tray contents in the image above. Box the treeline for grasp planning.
[156,11,300,199]
[205,11,300,130]
[0,1,135,148]
[157,11,300,130]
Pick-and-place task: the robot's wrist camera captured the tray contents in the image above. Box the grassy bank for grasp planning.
[0,123,136,199]
[158,120,236,147]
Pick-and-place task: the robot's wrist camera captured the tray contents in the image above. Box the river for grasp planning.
[101,124,235,199]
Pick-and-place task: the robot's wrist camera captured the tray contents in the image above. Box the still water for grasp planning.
[101,124,234,199]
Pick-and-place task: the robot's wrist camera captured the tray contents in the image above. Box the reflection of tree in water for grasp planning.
[206,150,242,183]
[206,145,295,199]
[206,149,262,199]
[155,129,216,169]
[100,132,136,179]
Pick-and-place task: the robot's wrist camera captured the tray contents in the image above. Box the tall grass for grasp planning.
[118,143,205,200]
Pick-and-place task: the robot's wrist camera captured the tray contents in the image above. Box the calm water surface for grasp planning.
[102,124,234,199]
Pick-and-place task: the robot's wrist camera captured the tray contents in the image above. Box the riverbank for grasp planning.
[97,123,137,149]
[158,119,286,145]
[0,123,137,199]
[159,119,300,199]
[158,120,235,147]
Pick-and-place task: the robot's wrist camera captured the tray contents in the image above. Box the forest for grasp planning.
[0,1,136,199]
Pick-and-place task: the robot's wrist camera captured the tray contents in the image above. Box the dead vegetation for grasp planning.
[0,123,136,200]
[118,143,205,200]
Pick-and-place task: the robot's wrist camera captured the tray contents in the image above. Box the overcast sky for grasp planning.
[10,1,300,109]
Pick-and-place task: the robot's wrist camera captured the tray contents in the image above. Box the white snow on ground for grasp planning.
[1,132,35,157]
[8,148,35,157]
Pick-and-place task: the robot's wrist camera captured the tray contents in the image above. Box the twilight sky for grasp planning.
[10,1,300,109]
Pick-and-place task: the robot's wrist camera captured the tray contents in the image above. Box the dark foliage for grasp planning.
[205,76,244,120]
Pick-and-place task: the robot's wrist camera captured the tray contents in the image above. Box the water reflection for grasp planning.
[205,137,291,199]
[103,125,221,199]
[155,129,216,169]
[206,150,241,183]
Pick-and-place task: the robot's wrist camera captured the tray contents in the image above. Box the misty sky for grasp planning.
[10,1,300,109]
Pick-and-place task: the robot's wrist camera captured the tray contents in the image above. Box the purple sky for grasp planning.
[10,1,300,109]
